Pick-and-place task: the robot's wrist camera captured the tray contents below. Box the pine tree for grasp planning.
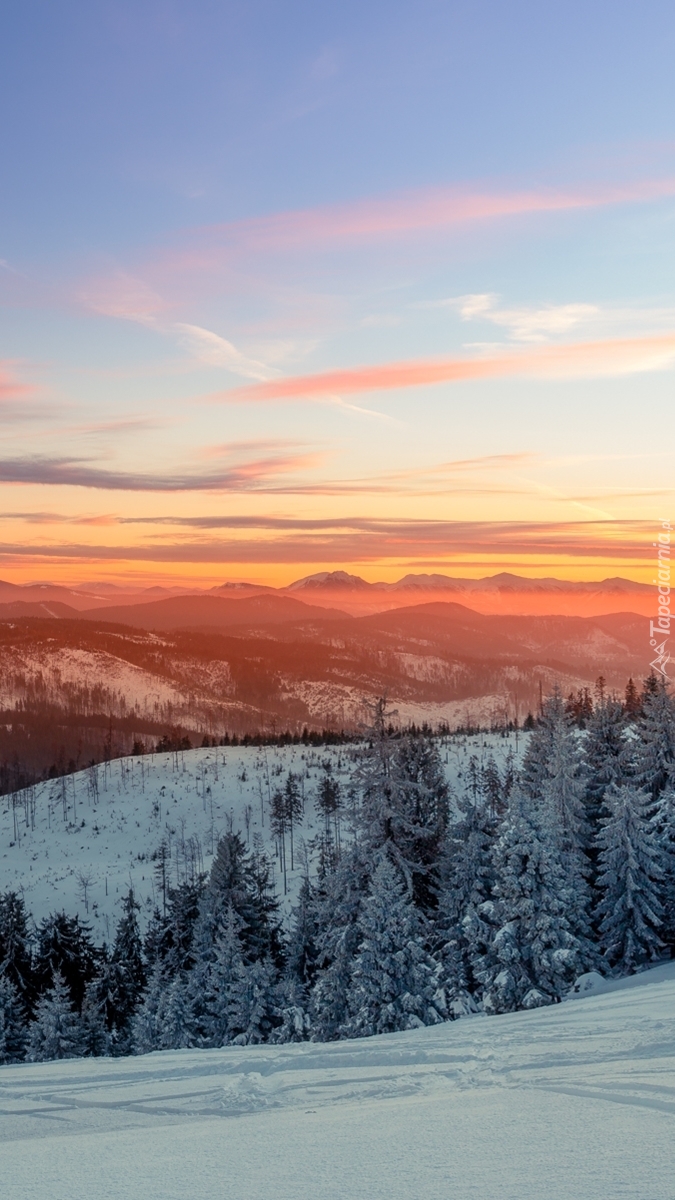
[283,772,303,872]
[0,891,34,1014]
[436,792,496,1009]
[146,879,205,980]
[201,832,282,966]
[651,788,675,952]
[343,856,446,1038]
[624,677,641,720]
[584,695,627,830]
[477,789,591,1014]
[34,912,100,1012]
[229,957,279,1045]
[202,905,246,1047]
[595,784,664,972]
[354,717,449,911]
[158,975,197,1050]
[106,887,146,1048]
[285,874,319,995]
[132,963,165,1054]
[0,976,28,1064]
[315,765,342,861]
[27,971,86,1061]
[80,979,110,1057]
[536,695,591,939]
[309,849,369,1041]
[635,678,675,799]
[112,888,146,1002]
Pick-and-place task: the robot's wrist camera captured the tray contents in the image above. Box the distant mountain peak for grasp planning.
[287,571,372,591]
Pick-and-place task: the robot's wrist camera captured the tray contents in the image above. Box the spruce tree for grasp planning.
[651,788,675,952]
[285,874,319,996]
[34,912,100,1012]
[595,784,663,972]
[27,971,86,1062]
[309,849,368,1041]
[635,678,675,799]
[477,789,591,1014]
[132,963,164,1054]
[0,976,28,1064]
[80,979,110,1057]
[201,832,282,966]
[343,856,446,1037]
[584,695,628,845]
[354,715,449,911]
[436,792,496,1009]
[158,975,197,1050]
[0,891,34,1014]
[229,958,279,1045]
[202,905,247,1047]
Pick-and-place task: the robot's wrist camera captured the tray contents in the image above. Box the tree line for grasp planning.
[1,675,674,1062]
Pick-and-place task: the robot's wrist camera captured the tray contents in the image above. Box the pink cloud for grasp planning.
[222,332,675,402]
[0,362,33,402]
[75,176,675,332]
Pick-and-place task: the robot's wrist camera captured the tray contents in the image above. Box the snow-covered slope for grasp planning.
[1,735,522,935]
[1,960,673,1199]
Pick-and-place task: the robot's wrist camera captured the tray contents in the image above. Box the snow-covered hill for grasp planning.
[1,735,523,936]
[1,959,673,1199]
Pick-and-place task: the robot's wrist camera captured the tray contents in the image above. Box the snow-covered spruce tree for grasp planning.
[634,677,675,799]
[285,873,319,997]
[27,971,86,1062]
[651,788,675,952]
[79,979,110,1057]
[533,694,592,940]
[197,831,283,968]
[353,705,449,912]
[595,784,664,972]
[520,690,563,800]
[435,792,497,1013]
[274,870,318,1039]
[0,976,28,1064]
[158,974,197,1050]
[132,962,164,1054]
[541,703,589,851]
[228,958,280,1045]
[110,888,146,1023]
[343,856,446,1038]
[0,890,34,1015]
[92,888,147,1054]
[476,789,591,1014]
[201,904,247,1047]
[143,879,205,982]
[309,848,370,1041]
[34,912,100,1013]
[584,694,628,835]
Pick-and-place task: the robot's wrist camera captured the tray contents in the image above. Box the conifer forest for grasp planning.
[2,676,674,1065]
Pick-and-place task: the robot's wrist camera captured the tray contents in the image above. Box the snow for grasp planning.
[1,960,674,1199]
[1,735,522,936]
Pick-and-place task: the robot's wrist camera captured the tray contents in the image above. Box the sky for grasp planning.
[2,0,675,589]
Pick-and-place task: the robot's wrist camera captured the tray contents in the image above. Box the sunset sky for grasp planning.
[2,2,675,588]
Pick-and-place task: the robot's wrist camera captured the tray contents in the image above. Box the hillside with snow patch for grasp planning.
[1,734,523,936]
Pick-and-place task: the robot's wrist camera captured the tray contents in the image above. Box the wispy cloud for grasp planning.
[76,176,675,334]
[223,331,675,402]
[0,519,655,567]
[175,324,272,381]
[0,448,321,492]
[454,294,599,342]
[183,177,675,258]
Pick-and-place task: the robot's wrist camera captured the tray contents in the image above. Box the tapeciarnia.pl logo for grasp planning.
[650,519,672,679]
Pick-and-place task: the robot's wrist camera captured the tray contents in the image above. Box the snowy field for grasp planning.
[1,961,673,1200]
[1,734,522,933]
